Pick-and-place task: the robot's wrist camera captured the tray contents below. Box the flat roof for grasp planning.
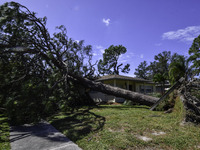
[96,75,154,83]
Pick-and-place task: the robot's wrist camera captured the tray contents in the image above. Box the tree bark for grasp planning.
[69,75,159,106]
[3,46,159,107]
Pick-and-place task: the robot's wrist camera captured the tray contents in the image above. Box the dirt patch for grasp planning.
[108,127,124,133]
[151,131,166,136]
[136,135,152,142]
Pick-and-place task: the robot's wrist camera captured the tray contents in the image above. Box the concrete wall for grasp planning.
[89,91,124,103]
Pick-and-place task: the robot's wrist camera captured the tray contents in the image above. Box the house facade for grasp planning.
[89,75,156,103]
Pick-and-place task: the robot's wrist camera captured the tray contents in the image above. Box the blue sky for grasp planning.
[1,0,200,76]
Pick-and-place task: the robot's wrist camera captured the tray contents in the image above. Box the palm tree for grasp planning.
[153,73,168,95]
[169,55,191,84]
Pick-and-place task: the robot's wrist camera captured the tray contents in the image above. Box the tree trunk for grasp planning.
[69,75,159,106]
[4,47,159,107]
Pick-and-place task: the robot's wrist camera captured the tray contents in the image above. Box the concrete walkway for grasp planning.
[9,120,82,150]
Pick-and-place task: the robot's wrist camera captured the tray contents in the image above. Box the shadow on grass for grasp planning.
[0,114,10,143]
[50,108,105,142]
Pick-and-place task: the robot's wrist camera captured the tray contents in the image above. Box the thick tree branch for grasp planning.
[1,46,159,106]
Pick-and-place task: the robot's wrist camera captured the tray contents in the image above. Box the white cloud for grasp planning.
[162,26,200,42]
[92,45,105,57]
[102,18,111,26]
[119,59,128,63]
[93,53,97,56]
[155,43,162,46]
[95,45,105,54]
[75,40,80,43]
[140,54,144,59]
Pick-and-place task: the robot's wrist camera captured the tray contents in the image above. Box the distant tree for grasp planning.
[154,51,171,74]
[153,73,166,94]
[188,35,200,76]
[134,61,150,79]
[98,45,130,75]
[147,61,159,80]
[169,54,190,84]
[153,51,171,94]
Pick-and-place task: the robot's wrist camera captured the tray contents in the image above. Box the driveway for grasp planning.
[10,120,82,150]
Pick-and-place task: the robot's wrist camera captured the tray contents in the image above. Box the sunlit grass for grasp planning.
[0,112,10,150]
[49,97,200,150]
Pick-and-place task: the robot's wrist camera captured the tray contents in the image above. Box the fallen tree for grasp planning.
[179,79,200,123]
[3,46,159,106]
[0,1,159,111]
[2,2,200,126]
[70,75,159,106]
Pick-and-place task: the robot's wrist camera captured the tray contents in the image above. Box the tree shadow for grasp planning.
[0,114,10,143]
[49,108,105,142]
[9,107,105,148]
[9,121,73,143]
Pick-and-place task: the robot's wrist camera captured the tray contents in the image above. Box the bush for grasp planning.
[123,100,138,106]
[155,92,176,111]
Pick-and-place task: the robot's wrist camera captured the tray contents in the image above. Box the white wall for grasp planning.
[89,91,125,103]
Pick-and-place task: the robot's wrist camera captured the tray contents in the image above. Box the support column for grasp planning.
[113,79,116,102]
[114,79,116,87]
[144,82,146,94]
[127,81,129,90]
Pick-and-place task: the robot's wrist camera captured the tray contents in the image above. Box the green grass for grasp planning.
[0,112,10,150]
[48,97,200,150]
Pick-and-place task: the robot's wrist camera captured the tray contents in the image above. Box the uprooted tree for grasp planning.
[179,78,200,124]
[1,2,200,125]
[0,2,158,124]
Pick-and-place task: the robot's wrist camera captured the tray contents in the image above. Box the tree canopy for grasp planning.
[134,51,192,93]
[0,2,159,124]
[98,45,130,75]
[188,35,200,76]
[134,61,150,79]
[169,54,190,84]
[0,2,96,124]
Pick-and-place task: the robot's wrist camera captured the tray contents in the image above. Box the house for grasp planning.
[89,74,156,103]
[155,81,171,94]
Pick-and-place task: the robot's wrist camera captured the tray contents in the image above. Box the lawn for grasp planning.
[48,97,200,150]
[0,111,10,150]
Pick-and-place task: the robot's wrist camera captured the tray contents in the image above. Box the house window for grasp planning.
[146,86,153,93]
[129,85,133,91]
[140,85,145,93]
[140,85,153,93]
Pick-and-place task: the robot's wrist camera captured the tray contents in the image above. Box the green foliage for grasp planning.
[134,51,191,94]
[0,2,95,124]
[188,35,200,76]
[123,100,136,105]
[134,51,172,93]
[169,54,189,84]
[0,112,10,150]
[153,51,171,84]
[98,45,130,75]
[149,92,162,98]
[134,61,150,79]
[155,92,176,111]
[191,89,200,101]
